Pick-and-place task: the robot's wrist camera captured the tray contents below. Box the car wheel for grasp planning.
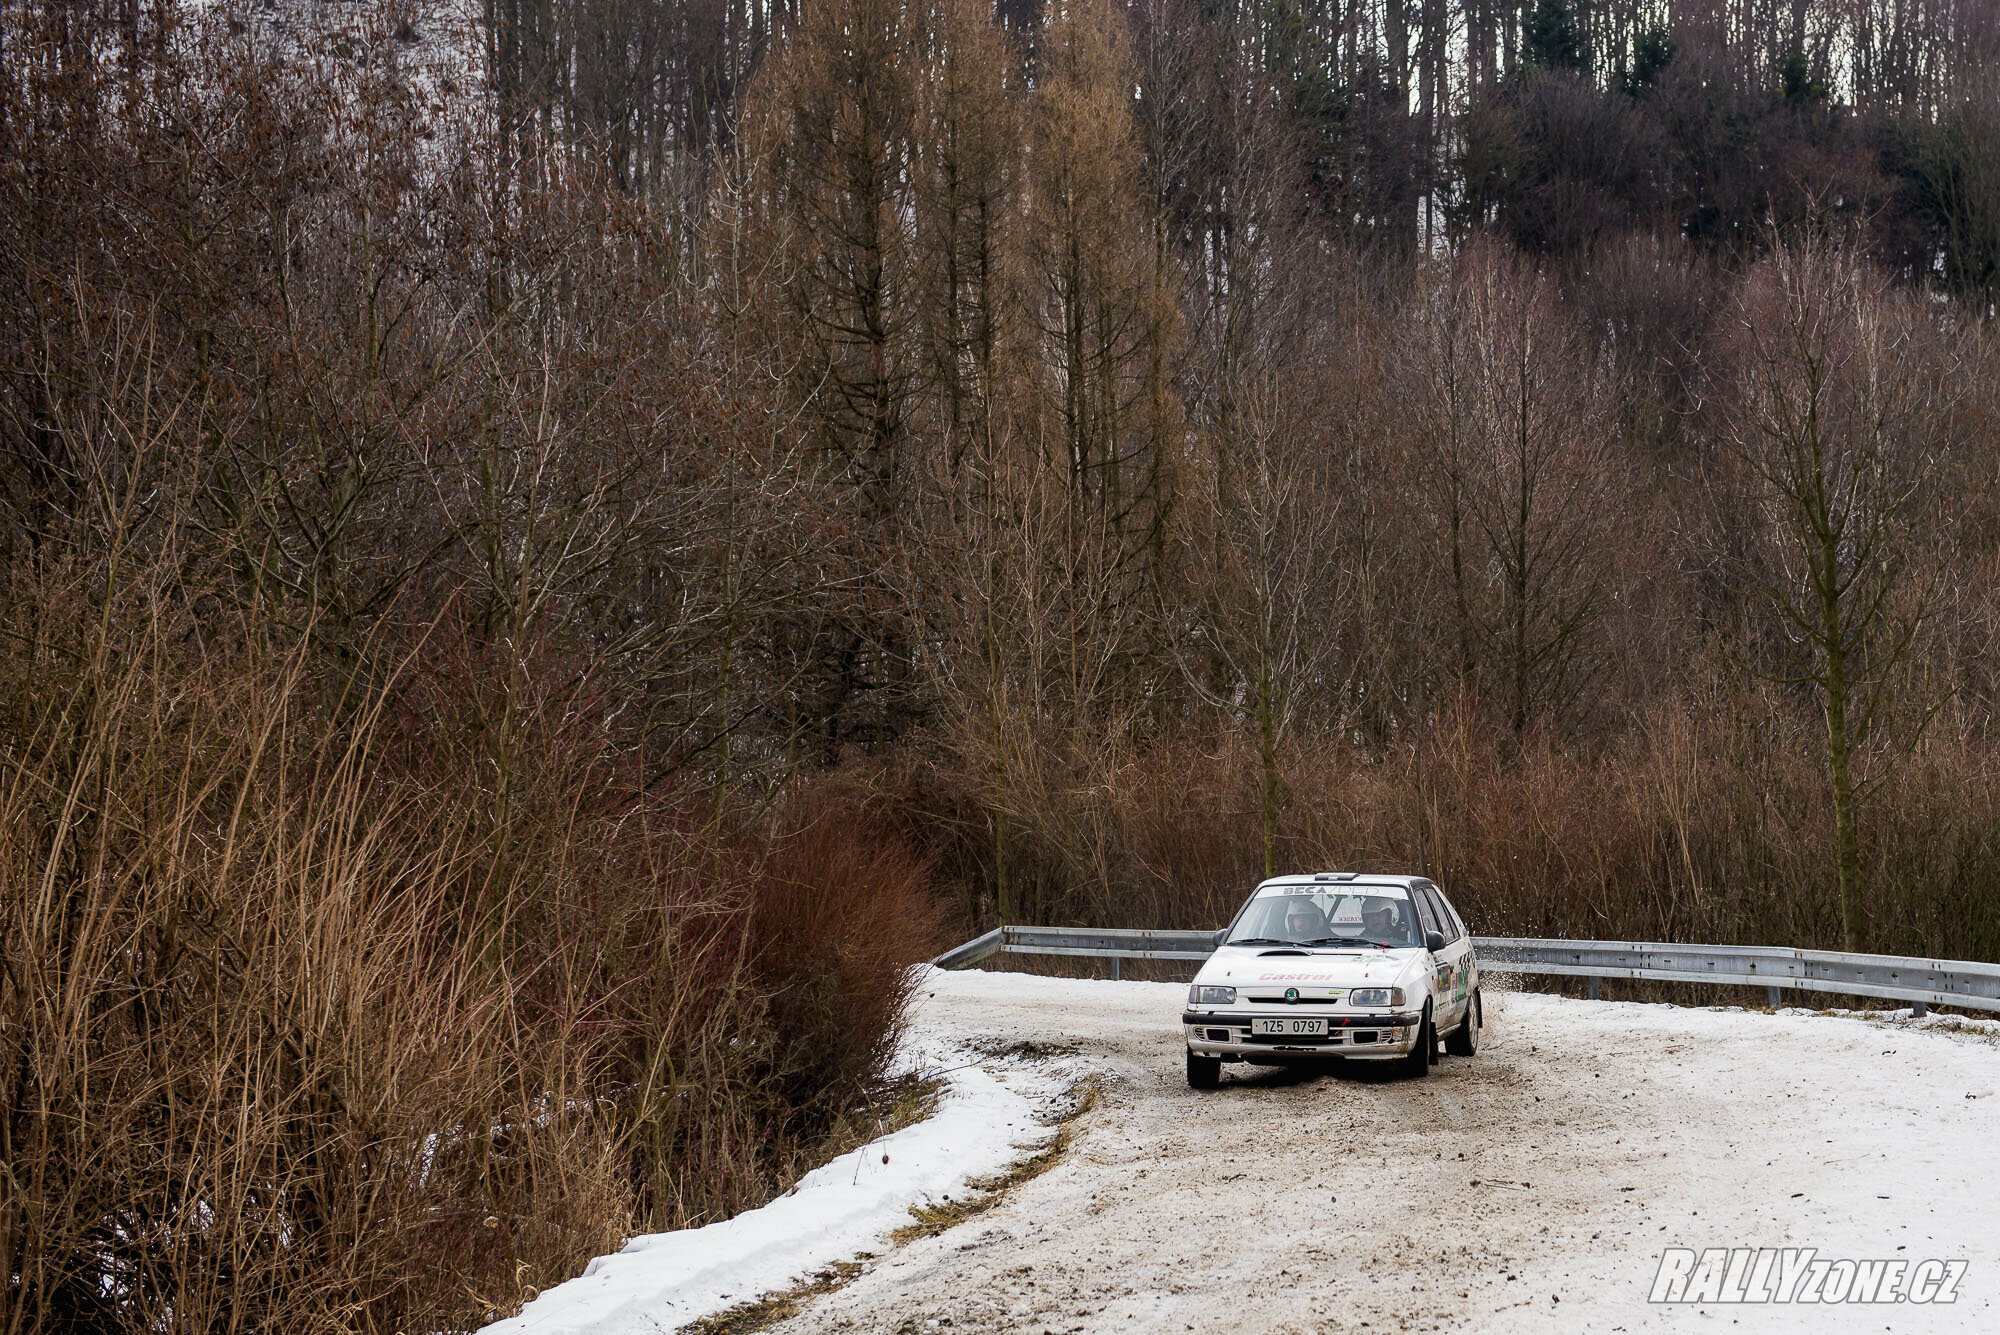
[1445,988,1481,1057]
[1399,1004,1433,1079]
[1186,1047,1222,1090]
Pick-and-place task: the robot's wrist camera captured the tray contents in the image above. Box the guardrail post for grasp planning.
[1911,1000,1927,1018]
[1111,956,1122,981]
[1587,977,1600,1000]
[1767,986,1781,1007]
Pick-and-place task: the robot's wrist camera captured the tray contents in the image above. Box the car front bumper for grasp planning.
[1181,1011,1424,1062]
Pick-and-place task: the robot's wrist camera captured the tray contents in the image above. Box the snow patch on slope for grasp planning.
[482,1003,1078,1335]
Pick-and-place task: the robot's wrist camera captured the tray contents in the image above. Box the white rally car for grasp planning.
[1181,873,1481,1088]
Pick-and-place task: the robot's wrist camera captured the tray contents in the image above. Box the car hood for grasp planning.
[1194,944,1425,994]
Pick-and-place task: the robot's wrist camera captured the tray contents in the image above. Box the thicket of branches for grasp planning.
[480,0,2000,957]
[6,0,2000,1327]
[0,10,951,1330]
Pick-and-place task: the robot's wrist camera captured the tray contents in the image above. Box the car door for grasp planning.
[1420,882,1475,1025]
[1408,886,1457,1026]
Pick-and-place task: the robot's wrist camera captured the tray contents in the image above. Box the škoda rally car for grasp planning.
[1182,873,1482,1088]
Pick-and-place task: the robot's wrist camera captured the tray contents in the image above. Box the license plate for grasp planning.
[1253,1016,1327,1037]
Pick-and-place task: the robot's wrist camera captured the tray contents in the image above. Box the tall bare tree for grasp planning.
[1402,247,1624,732]
[1714,234,1959,950]
[1026,0,1180,568]
[1178,365,1348,876]
[735,0,926,756]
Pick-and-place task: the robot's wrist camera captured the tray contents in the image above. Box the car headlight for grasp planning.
[1189,985,1236,1006]
[1348,987,1404,1008]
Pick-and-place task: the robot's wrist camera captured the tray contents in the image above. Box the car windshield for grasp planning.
[1224,885,1422,948]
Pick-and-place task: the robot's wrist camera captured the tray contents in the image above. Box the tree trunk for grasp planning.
[1820,541,1866,952]
[1257,657,1278,878]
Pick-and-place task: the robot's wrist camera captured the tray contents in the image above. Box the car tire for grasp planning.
[1399,1004,1433,1079]
[1445,988,1481,1057]
[1186,1048,1222,1090]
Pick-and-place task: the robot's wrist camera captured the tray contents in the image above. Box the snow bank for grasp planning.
[482,1012,1068,1335]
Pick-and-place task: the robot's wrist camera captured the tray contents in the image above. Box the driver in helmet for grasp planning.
[1360,896,1406,945]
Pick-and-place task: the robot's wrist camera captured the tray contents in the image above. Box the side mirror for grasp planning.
[1425,930,1447,953]
[1213,928,1230,947]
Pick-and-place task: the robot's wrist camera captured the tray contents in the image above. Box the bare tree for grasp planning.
[1176,363,1348,877]
[1026,0,1178,560]
[1401,247,1624,732]
[734,0,927,756]
[1714,233,1959,950]
[910,433,1159,923]
[908,0,1022,477]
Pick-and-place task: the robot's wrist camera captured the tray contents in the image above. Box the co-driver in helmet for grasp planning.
[1283,897,1329,942]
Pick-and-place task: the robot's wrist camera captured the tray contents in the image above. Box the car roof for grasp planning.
[1254,872,1426,891]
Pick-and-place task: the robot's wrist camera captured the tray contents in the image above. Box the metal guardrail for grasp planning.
[931,926,1217,979]
[932,925,2000,1016]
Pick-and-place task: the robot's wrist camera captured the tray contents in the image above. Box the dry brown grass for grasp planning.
[680,1258,873,1335]
[0,563,944,1333]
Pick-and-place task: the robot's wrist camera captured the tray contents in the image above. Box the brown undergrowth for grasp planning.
[0,572,944,1334]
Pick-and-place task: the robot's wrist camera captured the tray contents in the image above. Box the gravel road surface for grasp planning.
[775,970,2000,1334]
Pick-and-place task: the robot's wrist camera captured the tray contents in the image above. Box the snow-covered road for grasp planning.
[494,968,2000,1334]
[779,970,2000,1334]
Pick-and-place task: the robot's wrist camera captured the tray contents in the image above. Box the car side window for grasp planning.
[1410,888,1440,939]
[1423,884,1464,943]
